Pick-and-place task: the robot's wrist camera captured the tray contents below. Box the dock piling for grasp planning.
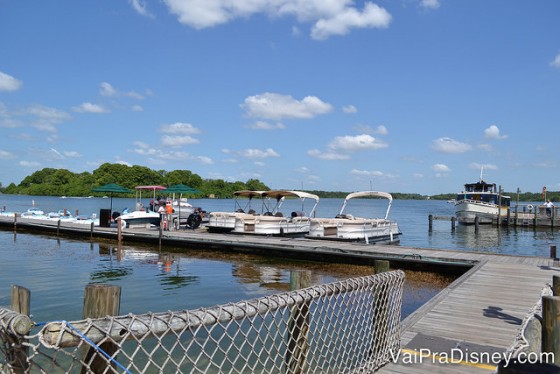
[10,285,31,374]
[542,295,560,366]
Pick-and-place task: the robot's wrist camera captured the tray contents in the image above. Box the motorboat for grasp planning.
[233,190,319,236]
[207,190,265,233]
[117,185,166,228]
[454,171,511,224]
[307,191,401,244]
[20,208,47,218]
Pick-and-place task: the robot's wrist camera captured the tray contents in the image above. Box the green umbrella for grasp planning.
[92,183,133,213]
[164,184,201,222]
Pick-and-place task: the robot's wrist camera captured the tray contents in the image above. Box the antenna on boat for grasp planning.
[479,166,484,182]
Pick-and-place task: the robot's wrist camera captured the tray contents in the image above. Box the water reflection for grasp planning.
[156,255,199,291]
[90,243,132,282]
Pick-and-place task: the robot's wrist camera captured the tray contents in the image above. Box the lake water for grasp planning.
[0,194,556,325]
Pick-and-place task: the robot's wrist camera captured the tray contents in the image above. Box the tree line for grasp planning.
[0,163,557,201]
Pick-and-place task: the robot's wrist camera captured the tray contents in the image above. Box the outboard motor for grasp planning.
[186,212,202,229]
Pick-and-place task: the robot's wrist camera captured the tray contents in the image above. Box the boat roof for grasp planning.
[135,185,167,190]
[345,191,393,202]
[262,190,320,202]
[233,190,265,198]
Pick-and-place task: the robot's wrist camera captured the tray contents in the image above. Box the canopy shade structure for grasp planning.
[164,184,201,194]
[92,183,133,212]
[164,184,202,220]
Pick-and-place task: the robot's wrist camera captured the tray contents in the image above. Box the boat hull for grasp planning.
[233,215,311,237]
[119,211,162,228]
[455,200,508,224]
[307,219,401,244]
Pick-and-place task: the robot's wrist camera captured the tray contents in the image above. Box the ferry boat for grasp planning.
[455,173,510,225]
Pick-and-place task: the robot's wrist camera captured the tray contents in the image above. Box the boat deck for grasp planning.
[0,216,556,372]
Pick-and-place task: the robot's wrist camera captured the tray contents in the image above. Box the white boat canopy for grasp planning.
[262,190,320,216]
[340,191,393,220]
[233,190,266,199]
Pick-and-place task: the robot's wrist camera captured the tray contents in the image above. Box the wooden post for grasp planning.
[117,217,122,243]
[474,216,479,233]
[375,260,390,274]
[57,219,61,236]
[553,276,560,296]
[286,271,311,374]
[159,219,163,248]
[542,295,560,366]
[90,221,94,240]
[451,216,456,231]
[10,285,31,373]
[81,284,121,374]
[428,214,433,232]
[505,208,510,227]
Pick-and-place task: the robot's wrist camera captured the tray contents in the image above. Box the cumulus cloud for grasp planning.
[342,105,357,114]
[350,169,384,177]
[129,0,153,17]
[19,160,40,167]
[551,52,560,68]
[328,134,388,151]
[242,92,332,120]
[241,148,280,159]
[0,71,22,92]
[163,0,391,40]
[420,0,440,9]
[161,135,199,147]
[307,149,350,160]
[484,125,507,140]
[25,105,71,133]
[431,137,472,153]
[246,121,286,130]
[374,125,388,135]
[99,81,146,99]
[469,163,498,171]
[0,150,15,159]
[432,163,450,172]
[310,3,391,40]
[73,102,110,113]
[160,122,201,134]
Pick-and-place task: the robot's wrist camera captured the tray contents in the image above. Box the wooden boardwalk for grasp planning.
[0,216,557,372]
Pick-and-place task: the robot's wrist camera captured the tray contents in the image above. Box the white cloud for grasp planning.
[19,160,40,167]
[469,163,498,171]
[246,121,286,130]
[350,169,383,177]
[241,148,279,159]
[484,125,507,140]
[161,135,200,147]
[342,105,357,114]
[0,150,15,159]
[100,82,117,97]
[328,134,388,151]
[100,81,145,99]
[163,0,391,40]
[420,0,440,9]
[432,163,450,172]
[242,92,332,120]
[307,149,350,160]
[551,53,560,68]
[73,102,110,113]
[63,151,81,158]
[160,122,201,134]
[0,71,22,92]
[374,125,388,135]
[131,105,144,112]
[311,3,391,40]
[431,137,472,153]
[129,0,153,17]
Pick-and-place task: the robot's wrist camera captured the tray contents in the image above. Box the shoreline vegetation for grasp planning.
[0,163,556,202]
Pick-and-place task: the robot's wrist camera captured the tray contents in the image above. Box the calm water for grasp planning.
[0,194,555,324]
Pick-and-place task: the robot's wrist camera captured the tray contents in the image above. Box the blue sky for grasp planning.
[1,0,559,195]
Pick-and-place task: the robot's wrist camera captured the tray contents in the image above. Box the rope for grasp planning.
[34,320,133,374]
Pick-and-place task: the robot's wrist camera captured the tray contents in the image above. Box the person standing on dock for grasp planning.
[545,200,554,217]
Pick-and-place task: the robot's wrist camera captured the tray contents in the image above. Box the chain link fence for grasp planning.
[1,270,404,374]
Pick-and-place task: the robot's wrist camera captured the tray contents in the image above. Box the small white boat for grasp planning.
[307,191,401,244]
[455,170,510,224]
[233,190,319,236]
[117,185,166,228]
[20,208,47,218]
[207,190,265,233]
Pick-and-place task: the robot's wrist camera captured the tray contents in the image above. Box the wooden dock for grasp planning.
[0,216,558,372]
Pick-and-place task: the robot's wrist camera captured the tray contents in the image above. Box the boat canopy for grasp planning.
[233,190,265,199]
[261,190,320,217]
[340,191,393,220]
[135,185,167,191]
